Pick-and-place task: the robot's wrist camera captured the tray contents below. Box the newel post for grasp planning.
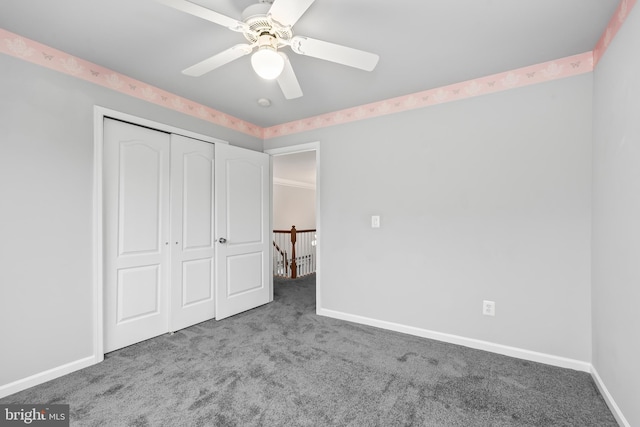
[290,225,297,279]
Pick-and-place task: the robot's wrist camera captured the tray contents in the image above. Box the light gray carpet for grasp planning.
[2,274,617,426]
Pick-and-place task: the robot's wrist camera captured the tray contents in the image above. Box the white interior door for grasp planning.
[104,119,171,353]
[215,144,272,320]
[169,134,215,331]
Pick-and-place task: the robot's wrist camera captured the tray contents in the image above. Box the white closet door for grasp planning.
[169,134,215,331]
[104,119,171,353]
[215,143,272,320]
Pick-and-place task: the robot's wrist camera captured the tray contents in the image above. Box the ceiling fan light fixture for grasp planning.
[251,45,285,80]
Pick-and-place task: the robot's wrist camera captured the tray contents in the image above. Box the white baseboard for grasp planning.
[317,307,592,372]
[591,366,630,427]
[0,355,98,400]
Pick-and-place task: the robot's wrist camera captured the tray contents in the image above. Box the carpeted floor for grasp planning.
[1,274,617,426]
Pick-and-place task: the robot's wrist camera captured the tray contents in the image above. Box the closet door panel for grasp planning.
[170,134,215,331]
[118,143,163,256]
[215,143,271,320]
[182,258,213,306]
[116,265,161,322]
[183,153,214,250]
[104,119,171,353]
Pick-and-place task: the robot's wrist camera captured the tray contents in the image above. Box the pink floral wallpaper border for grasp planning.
[0,0,635,140]
[263,52,593,139]
[0,28,262,138]
[594,0,637,65]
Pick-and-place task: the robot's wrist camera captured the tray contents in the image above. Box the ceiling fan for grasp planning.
[158,0,380,100]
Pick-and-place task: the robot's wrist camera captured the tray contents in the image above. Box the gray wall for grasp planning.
[592,5,640,427]
[266,74,593,362]
[0,54,262,387]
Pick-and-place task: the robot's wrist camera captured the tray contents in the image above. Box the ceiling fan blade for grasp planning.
[290,36,379,71]
[182,44,253,76]
[268,0,315,28]
[157,0,249,33]
[277,53,303,99]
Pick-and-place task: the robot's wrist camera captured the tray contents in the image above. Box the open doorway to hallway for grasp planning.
[266,143,320,308]
[272,150,316,278]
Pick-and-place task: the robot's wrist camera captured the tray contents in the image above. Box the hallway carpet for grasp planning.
[1,274,617,426]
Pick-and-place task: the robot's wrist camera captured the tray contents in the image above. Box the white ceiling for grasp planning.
[0,0,619,128]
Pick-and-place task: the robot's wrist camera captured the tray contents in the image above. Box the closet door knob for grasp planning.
[218,237,227,244]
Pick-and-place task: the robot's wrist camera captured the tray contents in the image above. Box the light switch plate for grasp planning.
[371,215,380,228]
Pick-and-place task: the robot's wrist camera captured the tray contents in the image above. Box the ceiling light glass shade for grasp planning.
[251,47,285,80]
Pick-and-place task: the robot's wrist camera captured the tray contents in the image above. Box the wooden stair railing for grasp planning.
[272,241,288,276]
[273,225,316,279]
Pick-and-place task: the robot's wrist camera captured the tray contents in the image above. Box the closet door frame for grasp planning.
[92,106,228,360]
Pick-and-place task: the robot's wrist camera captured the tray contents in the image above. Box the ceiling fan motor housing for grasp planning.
[241,3,292,45]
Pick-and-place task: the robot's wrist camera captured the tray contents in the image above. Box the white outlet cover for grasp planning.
[483,300,495,316]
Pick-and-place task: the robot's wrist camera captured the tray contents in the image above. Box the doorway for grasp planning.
[265,142,320,311]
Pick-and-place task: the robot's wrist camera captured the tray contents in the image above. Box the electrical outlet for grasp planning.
[483,300,495,316]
